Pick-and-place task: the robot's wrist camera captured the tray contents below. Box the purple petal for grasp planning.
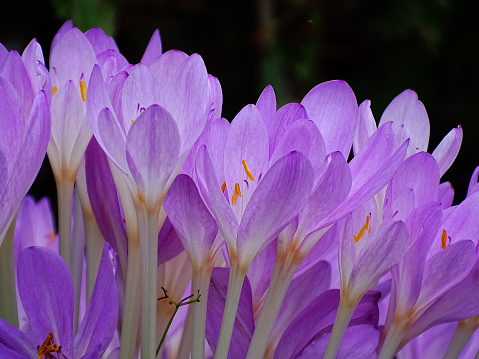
[349,221,409,296]
[21,38,49,95]
[256,84,276,130]
[432,126,463,177]
[247,238,277,304]
[207,74,223,121]
[17,247,74,356]
[206,268,254,359]
[96,107,128,172]
[301,80,358,157]
[50,27,97,85]
[297,325,379,359]
[237,151,313,265]
[141,29,162,65]
[195,145,239,246]
[468,167,479,197]
[126,104,180,205]
[419,240,476,305]
[439,182,454,208]
[164,174,218,266]
[161,53,209,153]
[379,89,430,155]
[268,103,309,155]
[0,319,36,358]
[157,216,185,265]
[353,99,377,155]
[74,246,118,358]
[148,50,188,91]
[84,27,120,55]
[274,289,380,359]
[1,50,34,114]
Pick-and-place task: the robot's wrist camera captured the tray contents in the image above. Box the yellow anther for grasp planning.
[231,183,242,205]
[51,86,58,97]
[221,182,227,193]
[354,215,371,243]
[441,229,450,249]
[242,159,255,181]
[79,79,88,102]
[131,119,135,124]
[37,332,61,359]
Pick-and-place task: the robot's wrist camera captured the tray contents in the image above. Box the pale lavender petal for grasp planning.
[164,174,218,266]
[349,221,409,296]
[84,27,120,54]
[126,105,180,203]
[96,107,127,171]
[353,99,377,155]
[148,50,188,91]
[379,89,430,155]
[207,74,223,120]
[468,167,479,197]
[195,145,239,246]
[21,38,48,95]
[297,325,379,359]
[419,240,476,304]
[87,65,114,132]
[206,268,254,359]
[50,20,73,53]
[17,247,74,356]
[96,49,129,79]
[199,117,230,184]
[301,80,358,157]
[162,53,209,153]
[439,182,454,208]
[256,84,276,131]
[269,102,308,154]
[0,319,36,358]
[432,126,463,177]
[237,151,313,265]
[74,246,118,358]
[50,27,97,84]
[269,119,326,178]
[224,104,269,209]
[247,238,276,304]
[141,29,162,65]
[121,64,161,127]
[0,43,8,65]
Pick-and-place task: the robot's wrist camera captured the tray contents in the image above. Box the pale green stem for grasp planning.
[71,192,84,334]
[138,209,160,359]
[84,214,104,301]
[56,178,75,270]
[323,297,358,359]
[214,263,246,359]
[245,261,298,359]
[377,319,408,359]
[177,304,194,359]
[0,215,18,327]
[119,240,141,359]
[443,320,477,359]
[191,267,213,359]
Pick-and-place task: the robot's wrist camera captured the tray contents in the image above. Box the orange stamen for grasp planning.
[231,183,242,205]
[242,159,255,181]
[441,229,450,249]
[37,332,62,359]
[221,182,227,193]
[51,86,58,97]
[79,79,88,102]
[354,215,371,242]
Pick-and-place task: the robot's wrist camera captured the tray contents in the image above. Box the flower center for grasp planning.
[441,229,451,249]
[37,332,62,359]
[354,215,371,242]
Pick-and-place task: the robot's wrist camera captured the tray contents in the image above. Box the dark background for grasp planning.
[1,0,477,206]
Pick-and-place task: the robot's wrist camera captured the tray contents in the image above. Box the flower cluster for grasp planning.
[0,21,477,359]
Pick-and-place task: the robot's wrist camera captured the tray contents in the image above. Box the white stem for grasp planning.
[377,319,408,359]
[139,209,160,358]
[0,215,18,327]
[84,215,104,301]
[191,267,213,359]
[56,178,74,270]
[214,263,246,359]
[71,192,85,334]
[323,297,357,359]
[245,260,298,359]
[443,320,477,359]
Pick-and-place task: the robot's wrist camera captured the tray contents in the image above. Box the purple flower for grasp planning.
[0,246,118,358]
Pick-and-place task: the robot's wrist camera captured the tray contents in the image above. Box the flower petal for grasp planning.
[164,174,218,267]
[432,126,462,177]
[353,99,377,155]
[301,80,358,157]
[0,319,36,358]
[17,246,74,356]
[126,104,180,206]
[140,29,162,65]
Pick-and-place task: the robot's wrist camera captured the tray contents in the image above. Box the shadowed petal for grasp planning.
[17,247,74,356]
[0,319,36,358]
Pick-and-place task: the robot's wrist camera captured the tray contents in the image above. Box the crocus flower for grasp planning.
[0,246,118,358]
